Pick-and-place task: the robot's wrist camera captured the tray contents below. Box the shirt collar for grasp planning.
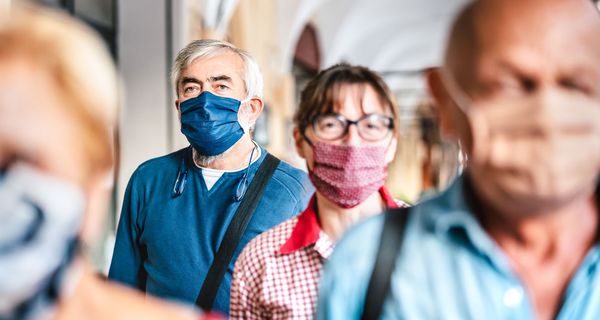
[419,174,509,269]
[279,187,399,255]
[437,174,600,234]
[422,173,600,271]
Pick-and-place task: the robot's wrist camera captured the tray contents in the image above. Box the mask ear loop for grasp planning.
[381,128,396,165]
[439,69,489,162]
[234,142,258,201]
[300,121,315,147]
[238,96,254,134]
[172,146,191,198]
[384,120,396,149]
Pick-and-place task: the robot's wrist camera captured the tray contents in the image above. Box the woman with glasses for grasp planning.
[230,63,408,319]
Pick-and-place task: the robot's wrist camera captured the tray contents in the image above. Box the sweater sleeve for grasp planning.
[108,169,147,290]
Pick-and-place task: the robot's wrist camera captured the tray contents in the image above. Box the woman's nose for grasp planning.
[342,123,362,145]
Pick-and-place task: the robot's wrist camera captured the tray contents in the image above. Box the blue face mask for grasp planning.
[180,91,248,156]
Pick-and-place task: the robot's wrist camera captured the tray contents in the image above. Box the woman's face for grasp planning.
[0,56,110,243]
[0,57,85,184]
[295,83,398,171]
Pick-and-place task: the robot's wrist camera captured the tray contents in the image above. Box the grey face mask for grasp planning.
[0,164,84,320]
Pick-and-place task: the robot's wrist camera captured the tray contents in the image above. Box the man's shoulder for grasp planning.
[329,203,420,270]
[132,148,187,178]
[236,217,299,268]
[270,158,311,192]
[336,192,445,249]
[318,213,389,318]
[334,214,387,259]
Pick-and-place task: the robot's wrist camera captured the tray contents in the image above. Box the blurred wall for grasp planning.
[116,0,195,217]
[117,0,170,213]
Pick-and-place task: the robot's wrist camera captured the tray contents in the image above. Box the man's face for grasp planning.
[176,51,247,105]
[449,1,600,110]
[439,1,600,156]
[430,0,600,215]
[463,25,600,107]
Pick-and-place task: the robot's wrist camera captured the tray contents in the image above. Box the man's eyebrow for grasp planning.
[181,77,201,85]
[208,75,233,83]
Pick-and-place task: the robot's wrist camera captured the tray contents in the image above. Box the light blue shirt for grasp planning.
[317,174,600,319]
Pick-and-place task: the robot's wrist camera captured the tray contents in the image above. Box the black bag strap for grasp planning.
[361,206,411,320]
[195,153,280,311]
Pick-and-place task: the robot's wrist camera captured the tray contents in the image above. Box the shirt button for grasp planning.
[503,287,523,308]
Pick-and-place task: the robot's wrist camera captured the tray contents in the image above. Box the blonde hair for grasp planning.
[0,4,118,179]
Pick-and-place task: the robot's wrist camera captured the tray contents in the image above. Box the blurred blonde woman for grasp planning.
[0,5,215,320]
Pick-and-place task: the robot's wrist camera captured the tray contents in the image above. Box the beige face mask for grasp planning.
[442,70,600,212]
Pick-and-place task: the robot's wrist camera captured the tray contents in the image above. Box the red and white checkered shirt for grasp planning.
[230,187,407,319]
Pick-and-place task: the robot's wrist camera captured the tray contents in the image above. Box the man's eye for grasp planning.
[217,84,229,90]
[559,78,591,95]
[184,86,198,93]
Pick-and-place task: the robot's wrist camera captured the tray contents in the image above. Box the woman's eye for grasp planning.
[365,121,385,130]
[320,123,336,130]
[318,119,340,131]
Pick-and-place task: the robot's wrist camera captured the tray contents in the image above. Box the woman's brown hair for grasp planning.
[294,63,399,135]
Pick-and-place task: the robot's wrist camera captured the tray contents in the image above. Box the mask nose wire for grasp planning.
[439,68,473,114]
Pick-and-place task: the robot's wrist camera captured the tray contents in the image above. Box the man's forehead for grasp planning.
[182,51,245,81]
[445,0,600,75]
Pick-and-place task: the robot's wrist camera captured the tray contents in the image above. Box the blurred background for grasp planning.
[5,0,600,271]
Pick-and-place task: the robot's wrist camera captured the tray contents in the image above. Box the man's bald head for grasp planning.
[425,0,600,218]
[444,0,600,95]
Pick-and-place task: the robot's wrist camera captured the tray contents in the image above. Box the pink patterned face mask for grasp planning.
[309,141,388,208]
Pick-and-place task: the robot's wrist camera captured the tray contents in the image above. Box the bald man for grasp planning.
[317,0,600,319]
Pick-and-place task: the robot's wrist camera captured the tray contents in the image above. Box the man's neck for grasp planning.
[482,192,598,257]
[317,191,386,241]
[194,135,257,171]
[478,189,598,320]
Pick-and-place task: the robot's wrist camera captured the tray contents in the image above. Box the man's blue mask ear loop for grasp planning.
[234,143,258,202]
[172,144,256,200]
[172,146,191,198]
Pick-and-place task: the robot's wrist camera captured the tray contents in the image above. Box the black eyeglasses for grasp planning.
[308,113,394,142]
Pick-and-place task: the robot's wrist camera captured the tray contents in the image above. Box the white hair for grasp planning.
[170,39,264,99]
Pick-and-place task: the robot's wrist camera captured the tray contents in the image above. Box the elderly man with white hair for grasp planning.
[109,39,312,315]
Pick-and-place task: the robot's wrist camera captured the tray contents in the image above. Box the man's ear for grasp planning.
[293,128,306,159]
[426,68,457,139]
[175,99,181,122]
[244,97,264,125]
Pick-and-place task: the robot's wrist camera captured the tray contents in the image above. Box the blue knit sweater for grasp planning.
[108,147,312,314]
